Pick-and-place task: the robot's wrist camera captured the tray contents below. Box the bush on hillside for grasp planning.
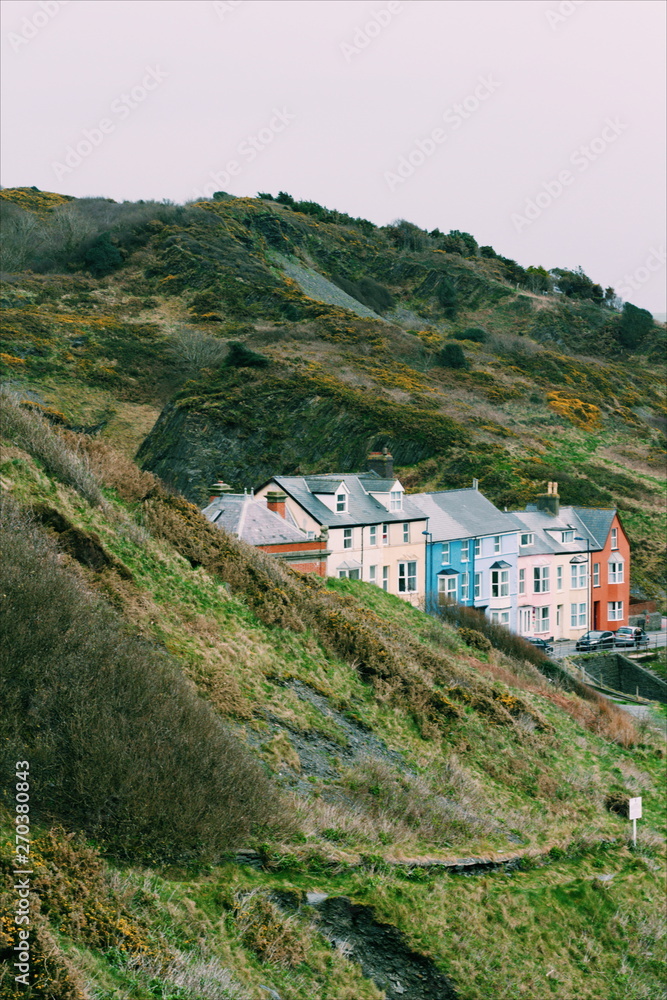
[454,327,488,343]
[0,500,283,861]
[436,343,468,369]
[169,327,229,373]
[79,231,123,277]
[436,277,458,318]
[225,341,270,368]
[333,274,394,313]
[617,302,654,350]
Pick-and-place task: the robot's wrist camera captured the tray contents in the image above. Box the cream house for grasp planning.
[255,454,428,604]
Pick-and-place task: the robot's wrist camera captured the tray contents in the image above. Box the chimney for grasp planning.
[368,446,394,480]
[472,478,479,490]
[209,480,233,502]
[536,480,560,516]
[266,490,287,519]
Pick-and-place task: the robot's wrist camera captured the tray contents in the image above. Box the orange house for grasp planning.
[574,508,630,631]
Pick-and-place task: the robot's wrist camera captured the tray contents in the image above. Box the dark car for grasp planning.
[614,626,649,648]
[575,630,616,652]
[523,636,554,655]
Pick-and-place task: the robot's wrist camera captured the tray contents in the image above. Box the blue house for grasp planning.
[409,487,523,629]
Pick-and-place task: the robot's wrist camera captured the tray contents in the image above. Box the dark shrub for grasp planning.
[436,343,468,369]
[80,232,123,277]
[0,500,283,861]
[455,327,488,343]
[333,274,394,313]
[436,277,458,317]
[617,302,654,350]
[225,341,270,368]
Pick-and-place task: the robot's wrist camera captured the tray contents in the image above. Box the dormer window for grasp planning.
[561,530,574,543]
[390,490,403,511]
[520,532,534,547]
[336,493,347,513]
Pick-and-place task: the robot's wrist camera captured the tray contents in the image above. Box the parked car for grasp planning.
[575,630,616,652]
[614,626,649,648]
[523,636,554,655]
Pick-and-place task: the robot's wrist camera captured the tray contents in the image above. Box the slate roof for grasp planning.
[408,489,524,541]
[269,475,426,528]
[202,494,309,545]
[571,507,617,548]
[512,505,606,556]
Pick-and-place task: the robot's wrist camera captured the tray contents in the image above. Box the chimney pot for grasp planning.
[209,481,233,502]
[368,449,394,480]
[536,483,560,516]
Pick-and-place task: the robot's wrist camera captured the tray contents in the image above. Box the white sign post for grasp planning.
[628,796,642,846]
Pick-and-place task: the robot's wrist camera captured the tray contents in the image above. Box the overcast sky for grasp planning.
[1,0,665,313]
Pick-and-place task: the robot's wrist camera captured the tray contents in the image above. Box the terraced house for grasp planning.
[512,483,630,640]
[255,452,428,604]
[409,485,523,629]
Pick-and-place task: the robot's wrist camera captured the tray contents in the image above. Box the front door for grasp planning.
[593,601,600,629]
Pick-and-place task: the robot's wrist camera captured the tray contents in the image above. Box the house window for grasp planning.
[520,532,534,547]
[533,566,550,593]
[608,601,623,621]
[571,563,587,589]
[382,523,389,545]
[438,576,457,600]
[390,490,403,511]
[369,525,377,546]
[611,527,618,550]
[593,563,600,587]
[556,605,562,626]
[609,561,624,584]
[382,566,389,591]
[474,573,481,599]
[343,528,352,549]
[561,530,574,543]
[535,607,550,633]
[369,565,377,584]
[491,569,509,598]
[441,542,450,564]
[491,610,510,626]
[494,535,501,553]
[570,602,587,627]
[556,565,563,591]
[474,538,481,557]
[519,568,525,595]
[402,522,410,543]
[461,572,469,600]
[461,540,470,562]
[398,561,417,593]
[338,568,360,580]
[519,607,531,633]
[336,493,347,512]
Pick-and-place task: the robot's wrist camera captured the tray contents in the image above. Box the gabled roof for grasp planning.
[571,507,618,548]
[268,474,425,528]
[409,489,523,541]
[202,494,309,545]
[512,505,605,555]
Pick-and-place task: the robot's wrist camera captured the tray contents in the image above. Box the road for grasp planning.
[551,628,667,661]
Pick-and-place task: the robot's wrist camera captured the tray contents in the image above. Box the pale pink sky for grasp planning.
[1,0,665,313]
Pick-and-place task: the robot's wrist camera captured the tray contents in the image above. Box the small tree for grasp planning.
[80,232,123,277]
[436,277,458,318]
[226,341,270,368]
[617,302,653,349]
[455,327,487,343]
[436,342,468,369]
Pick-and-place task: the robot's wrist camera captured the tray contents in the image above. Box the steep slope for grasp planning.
[1,396,666,1000]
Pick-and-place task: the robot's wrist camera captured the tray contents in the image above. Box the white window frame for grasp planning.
[570,602,586,627]
[561,530,574,543]
[382,566,389,591]
[608,561,624,584]
[461,571,469,601]
[402,522,410,543]
[491,610,510,626]
[336,493,347,513]
[441,542,450,564]
[461,539,470,562]
[474,538,481,557]
[608,601,623,621]
[534,566,550,594]
[369,525,377,546]
[382,523,389,545]
[593,563,600,587]
[571,563,587,589]
[474,572,481,600]
[519,568,525,595]
[491,569,509,598]
[390,490,403,511]
[556,565,563,591]
[398,561,417,593]
[535,606,550,634]
[494,535,501,553]
[338,568,359,580]
[518,607,531,634]
[369,565,377,583]
[611,527,618,550]
[520,532,534,547]
[343,528,352,549]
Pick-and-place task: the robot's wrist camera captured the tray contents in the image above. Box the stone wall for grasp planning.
[629,612,662,630]
[572,652,667,703]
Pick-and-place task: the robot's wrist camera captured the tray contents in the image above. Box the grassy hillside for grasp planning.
[1,187,665,598]
[1,396,666,999]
